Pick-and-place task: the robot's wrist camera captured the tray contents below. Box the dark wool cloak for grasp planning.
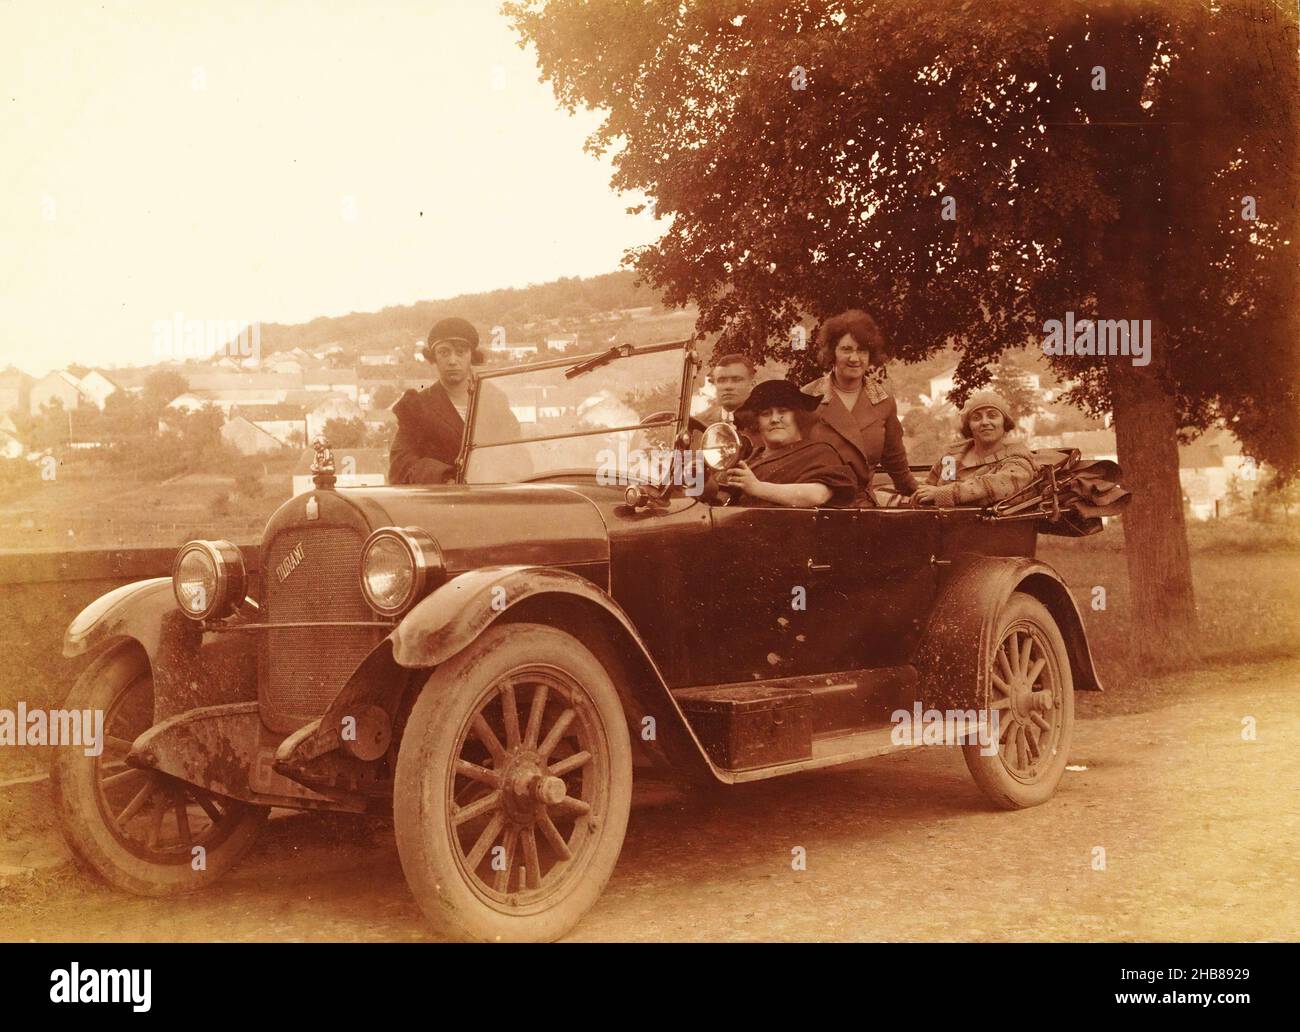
[729,439,858,507]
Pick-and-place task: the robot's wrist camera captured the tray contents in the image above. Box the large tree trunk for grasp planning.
[1109,360,1199,668]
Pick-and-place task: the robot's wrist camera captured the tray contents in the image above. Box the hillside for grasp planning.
[246,270,669,358]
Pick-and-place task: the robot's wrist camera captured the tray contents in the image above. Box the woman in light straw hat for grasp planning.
[911,389,1036,508]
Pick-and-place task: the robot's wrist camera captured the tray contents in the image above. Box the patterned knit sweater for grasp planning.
[924,439,1037,507]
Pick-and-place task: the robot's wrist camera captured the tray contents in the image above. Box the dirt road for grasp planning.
[3,658,1297,942]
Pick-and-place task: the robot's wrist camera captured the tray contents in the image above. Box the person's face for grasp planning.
[431,340,473,387]
[968,406,1006,446]
[710,362,753,411]
[758,406,802,448]
[832,333,869,384]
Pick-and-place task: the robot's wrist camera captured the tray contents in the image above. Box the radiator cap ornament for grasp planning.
[311,434,337,490]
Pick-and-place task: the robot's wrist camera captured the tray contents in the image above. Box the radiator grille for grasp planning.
[261,526,378,731]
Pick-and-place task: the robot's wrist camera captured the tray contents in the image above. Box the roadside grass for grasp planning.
[1039,528,1300,712]
[0,468,291,550]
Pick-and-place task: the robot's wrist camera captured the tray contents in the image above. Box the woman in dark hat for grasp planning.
[389,316,521,483]
[802,309,916,503]
[713,379,857,507]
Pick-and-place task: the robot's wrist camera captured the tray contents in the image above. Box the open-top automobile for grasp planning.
[54,339,1122,941]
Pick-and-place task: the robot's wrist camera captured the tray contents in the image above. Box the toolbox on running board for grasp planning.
[673,684,813,770]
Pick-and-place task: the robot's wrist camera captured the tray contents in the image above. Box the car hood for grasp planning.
[328,483,611,574]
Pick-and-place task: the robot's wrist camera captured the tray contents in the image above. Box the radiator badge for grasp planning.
[275,541,305,584]
[306,495,319,521]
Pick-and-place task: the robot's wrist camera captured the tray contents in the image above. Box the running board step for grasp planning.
[728,726,920,783]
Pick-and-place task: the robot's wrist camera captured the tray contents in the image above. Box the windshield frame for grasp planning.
[454,338,699,484]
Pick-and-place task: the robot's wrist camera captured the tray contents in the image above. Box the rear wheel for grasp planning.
[394,623,632,942]
[52,645,267,895]
[962,593,1074,809]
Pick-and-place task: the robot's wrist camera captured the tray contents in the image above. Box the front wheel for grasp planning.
[963,593,1074,809]
[394,623,633,942]
[52,644,267,895]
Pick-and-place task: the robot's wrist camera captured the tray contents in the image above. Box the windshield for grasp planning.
[462,343,692,484]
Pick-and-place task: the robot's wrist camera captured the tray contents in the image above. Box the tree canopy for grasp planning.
[509,0,1299,659]
[508,0,1297,470]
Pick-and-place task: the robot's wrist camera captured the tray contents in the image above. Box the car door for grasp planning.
[703,504,942,683]
[807,507,941,670]
[702,505,825,684]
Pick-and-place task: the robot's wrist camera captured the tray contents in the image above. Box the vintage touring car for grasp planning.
[53,339,1120,942]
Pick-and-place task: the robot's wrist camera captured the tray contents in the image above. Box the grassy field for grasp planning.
[0,469,292,550]
[1040,519,1300,709]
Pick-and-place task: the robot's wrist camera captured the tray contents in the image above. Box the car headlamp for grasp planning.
[360,527,443,617]
[172,540,246,621]
[700,421,743,471]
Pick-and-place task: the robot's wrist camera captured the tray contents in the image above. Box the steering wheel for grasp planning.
[641,410,707,433]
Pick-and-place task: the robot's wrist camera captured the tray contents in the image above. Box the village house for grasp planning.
[306,395,366,440]
[488,337,542,362]
[165,373,302,413]
[303,370,359,400]
[221,415,288,455]
[29,371,84,415]
[0,369,34,416]
[263,355,305,375]
[77,370,119,409]
[227,403,308,447]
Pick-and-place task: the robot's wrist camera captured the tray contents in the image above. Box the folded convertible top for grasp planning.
[991,449,1131,536]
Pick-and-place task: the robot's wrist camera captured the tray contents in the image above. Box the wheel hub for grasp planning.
[500,750,567,823]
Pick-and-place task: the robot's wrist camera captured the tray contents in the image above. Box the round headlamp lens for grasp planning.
[362,536,415,613]
[176,547,218,617]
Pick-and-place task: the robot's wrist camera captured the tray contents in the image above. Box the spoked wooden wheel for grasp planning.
[963,593,1074,810]
[53,645,267,895]
[95,683,252,862]
[395,623,632,942]
[450,669,610,904]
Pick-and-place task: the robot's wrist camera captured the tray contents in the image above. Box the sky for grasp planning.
[0,0,656,376]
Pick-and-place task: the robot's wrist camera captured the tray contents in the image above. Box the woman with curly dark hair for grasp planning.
[801,308,917,503]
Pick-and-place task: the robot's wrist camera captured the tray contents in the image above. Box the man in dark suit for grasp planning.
[388,317,522,484]
[697,352,761,452]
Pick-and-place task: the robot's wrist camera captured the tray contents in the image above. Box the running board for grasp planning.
[727,726,922,783]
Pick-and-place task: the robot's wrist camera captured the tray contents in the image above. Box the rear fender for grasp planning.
[915,556,1102,714]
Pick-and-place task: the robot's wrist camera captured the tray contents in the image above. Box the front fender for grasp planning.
[283,565,722,783]
[915,556,1102,713]
[63,577,176,659]
[392,565,616,667]
[62,577,258,723]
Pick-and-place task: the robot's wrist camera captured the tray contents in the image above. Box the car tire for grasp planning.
[394,622,632,942]
[52,643,267,896]
[962,592,1074,810]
